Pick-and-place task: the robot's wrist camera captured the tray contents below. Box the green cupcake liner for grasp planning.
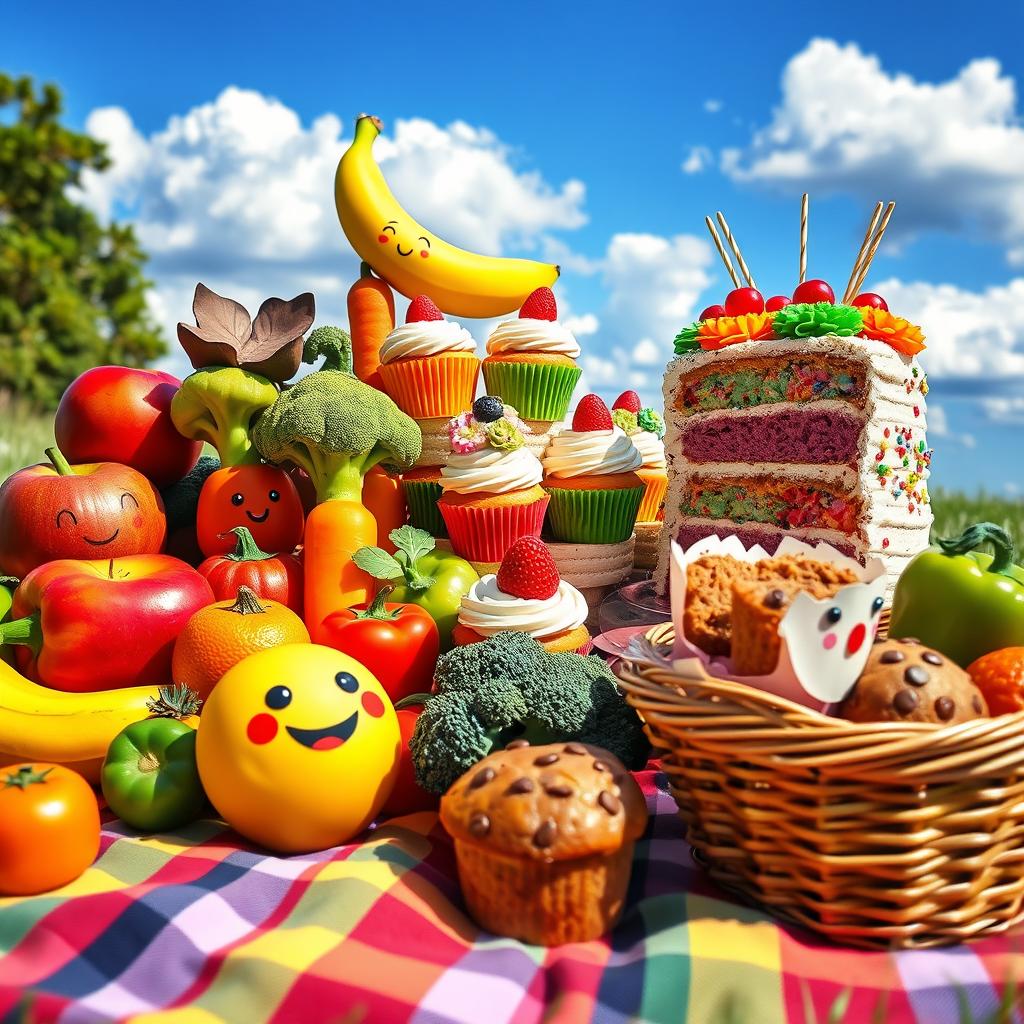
[482,360,582,421]
[544,485,645,544]
[402,479,447,538]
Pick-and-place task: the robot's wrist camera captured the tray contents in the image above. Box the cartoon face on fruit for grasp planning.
[378,220,432,260]
[195,643,400,853]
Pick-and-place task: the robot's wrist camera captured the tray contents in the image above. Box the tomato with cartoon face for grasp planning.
[0,447,166,579]
[196,465,304,558]
[195,643,401,852]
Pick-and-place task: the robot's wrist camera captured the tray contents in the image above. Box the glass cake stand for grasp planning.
[593,574,671,660]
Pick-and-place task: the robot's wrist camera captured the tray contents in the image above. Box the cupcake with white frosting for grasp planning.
[542,394,645,544]
[452,537,592,654]
[482,287,582,421]
[377,294,480,419]
[437,398,549,563]
[611,390,667,524]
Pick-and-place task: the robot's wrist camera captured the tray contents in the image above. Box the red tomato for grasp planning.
[724,288,764,316]
[197,526,303,614]
[699,304,726,321]
[792,279,835,305]
[0,763,101,895]
[380,703,438,818]
[319,590,439,704]
[765,295,791,312]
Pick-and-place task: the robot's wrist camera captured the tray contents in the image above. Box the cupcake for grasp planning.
[402,466,446,537]
[542,395,644,544]
[377,295,480,419]
[611,390,667,524]
[452,537,592,654]
[438,398,549,563]
[440,740,648,946]
[482,287,582,422]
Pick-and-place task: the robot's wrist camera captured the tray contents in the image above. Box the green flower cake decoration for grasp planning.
[638,408,665,438]
[772,302,863,339]
[611,409,638,433]
[673,322,702,354]
[484,418,525,451]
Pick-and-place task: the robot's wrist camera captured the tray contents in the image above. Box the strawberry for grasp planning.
[572,393,613,431]
[497,537,560,600]
[612,390,642,413]
[405,295,444,324]
[519,287,557,321]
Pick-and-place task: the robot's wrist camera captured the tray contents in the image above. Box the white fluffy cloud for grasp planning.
[982,396,1024,425]
[718,39,1024,259]
[927,404,976,448]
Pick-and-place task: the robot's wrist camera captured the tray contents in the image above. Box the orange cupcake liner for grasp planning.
[636,470,667,523]
[378,353,481,419]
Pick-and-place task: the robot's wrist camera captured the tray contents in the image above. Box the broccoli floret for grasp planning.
[409,631,650,794]
[303,326,353,373]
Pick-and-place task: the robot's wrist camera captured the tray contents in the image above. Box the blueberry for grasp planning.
[473,396,504,423]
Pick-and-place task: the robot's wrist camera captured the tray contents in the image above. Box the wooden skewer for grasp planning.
[705,216,740,288]
[843,201,883,303]
[850,201,896,299]
[716,211,756,289]
[799,193,808,284]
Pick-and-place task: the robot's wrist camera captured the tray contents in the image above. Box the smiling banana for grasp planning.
[334,115,559,319]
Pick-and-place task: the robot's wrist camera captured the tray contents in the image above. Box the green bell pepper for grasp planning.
[890,522,1024,667]
[0,577,16,666]
[101,717,207,832]
[353,526,479,651]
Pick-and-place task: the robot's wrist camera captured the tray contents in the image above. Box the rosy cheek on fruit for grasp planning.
[420,250,429,259]
[361,691,385,718]
[247,713,279,744]
[378,234,389,244]
[822,633,837,651]
[133,514,143,529]
[846,622,867,656]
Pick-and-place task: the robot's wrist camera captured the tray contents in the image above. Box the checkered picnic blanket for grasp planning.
[0,768,1020,1024]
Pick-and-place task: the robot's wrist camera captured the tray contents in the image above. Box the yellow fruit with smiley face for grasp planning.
[196,643,400,853]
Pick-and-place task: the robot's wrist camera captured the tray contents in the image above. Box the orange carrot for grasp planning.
[348,262,395,391]
[303,500,377,642]
[362,466,405,554]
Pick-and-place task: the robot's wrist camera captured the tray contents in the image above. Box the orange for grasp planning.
[967,648,1024,716]
[171,586,310,700]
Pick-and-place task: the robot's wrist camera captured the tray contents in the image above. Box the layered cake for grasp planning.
[657,300,932,598]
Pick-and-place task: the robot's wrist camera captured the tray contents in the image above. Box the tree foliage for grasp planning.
[0,73,165,407]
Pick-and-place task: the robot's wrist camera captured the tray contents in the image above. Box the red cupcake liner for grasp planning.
[439,495,549,563]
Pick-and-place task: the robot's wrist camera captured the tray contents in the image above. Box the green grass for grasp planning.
[0,396,54,481]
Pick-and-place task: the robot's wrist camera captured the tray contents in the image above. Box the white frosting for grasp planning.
[440,446,543,495]
[379,320,476,364]
[486,318,581,358]
[459,574,588,638]
[543,427,643,478]
[630,430,666,470]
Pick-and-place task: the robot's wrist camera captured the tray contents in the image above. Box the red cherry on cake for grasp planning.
[792,279,835,305]
[851,292,889,311]
[405,295,444,323]
[724,288,765,316]
[612,390,642,413]
[765,295,791,312]
[496,536,560,601]
[519,287,558,321]
[572,394,613,432]
[699,304,726,321]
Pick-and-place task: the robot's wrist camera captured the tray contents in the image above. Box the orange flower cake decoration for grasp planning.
[697,312,775,351]
[858,306,926,356]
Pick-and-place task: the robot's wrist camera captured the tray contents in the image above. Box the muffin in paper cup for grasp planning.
[438,488,549,563]
[378,351,481,420]
[482,354,581,422]
[544,474,644,544]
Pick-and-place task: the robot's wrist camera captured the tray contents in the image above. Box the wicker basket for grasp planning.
[616,623,1024,949]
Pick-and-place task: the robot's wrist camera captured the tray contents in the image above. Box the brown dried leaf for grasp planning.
[192,283,251,344]
[176,323,242,370]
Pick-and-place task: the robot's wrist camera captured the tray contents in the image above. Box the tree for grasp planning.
[0,73,165,407]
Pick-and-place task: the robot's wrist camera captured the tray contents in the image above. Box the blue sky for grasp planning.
[5,0,1024,494]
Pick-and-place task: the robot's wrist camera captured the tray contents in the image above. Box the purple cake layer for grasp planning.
[675,524,859,561]
[680,408,863,464]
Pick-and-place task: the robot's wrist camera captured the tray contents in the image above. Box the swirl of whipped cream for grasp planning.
[458,575,588,639]
[440,446,543,495]
[379,320,476,364]
[542,426,642,478]
[486,318,581,358]
[630,430,666,470]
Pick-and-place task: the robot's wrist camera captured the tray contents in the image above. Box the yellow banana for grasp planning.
[0,658,159,784]
[335,115,559,319]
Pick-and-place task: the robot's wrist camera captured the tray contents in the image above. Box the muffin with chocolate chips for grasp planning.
[439,740,648,945]
[839,637,989,725]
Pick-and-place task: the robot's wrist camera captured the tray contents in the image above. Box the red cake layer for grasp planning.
[679,408,863,464]
[675,523,860,561]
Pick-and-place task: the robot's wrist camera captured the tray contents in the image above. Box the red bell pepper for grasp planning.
[319,586,439,704]
[0,555,215,693]
[379,697,438,818]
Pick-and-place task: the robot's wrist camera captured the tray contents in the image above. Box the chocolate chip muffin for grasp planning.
[839,638,989,725]
[439,740,648,945]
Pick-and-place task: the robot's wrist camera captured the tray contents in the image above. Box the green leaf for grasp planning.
[389,525,435,565]
[351,546,404,580]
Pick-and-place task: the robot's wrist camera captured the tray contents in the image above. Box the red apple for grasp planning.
[792,279,835,305]
[724,288,765,316]
[55,367,202,489]
[851,292,889,311]
[699,304,727,321]
[765,295,791,312]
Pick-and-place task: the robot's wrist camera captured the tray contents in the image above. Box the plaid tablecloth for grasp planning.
[1,769,1020,1024]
